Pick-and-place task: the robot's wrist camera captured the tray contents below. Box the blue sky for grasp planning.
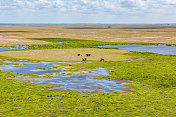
[0,0,176,24]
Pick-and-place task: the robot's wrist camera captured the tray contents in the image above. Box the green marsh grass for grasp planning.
[26,38,172,50]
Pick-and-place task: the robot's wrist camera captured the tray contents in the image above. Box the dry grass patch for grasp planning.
[0,48,132,61]
[0,38,50,45]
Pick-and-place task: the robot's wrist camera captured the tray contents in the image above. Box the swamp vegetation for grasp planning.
[0,38,176,116]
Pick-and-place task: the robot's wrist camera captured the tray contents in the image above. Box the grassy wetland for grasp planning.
[0,25,176,116]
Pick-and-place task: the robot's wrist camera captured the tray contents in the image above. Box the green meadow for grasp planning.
[0,38,176,116]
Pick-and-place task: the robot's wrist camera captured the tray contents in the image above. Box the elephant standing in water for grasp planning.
[100,58,104,61]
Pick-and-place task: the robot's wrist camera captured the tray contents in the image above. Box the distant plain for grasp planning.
[0,25,176,45]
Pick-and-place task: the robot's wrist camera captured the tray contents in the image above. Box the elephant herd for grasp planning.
[77,54,104,62]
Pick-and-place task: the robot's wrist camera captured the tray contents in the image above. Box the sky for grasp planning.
[0,0,176,24]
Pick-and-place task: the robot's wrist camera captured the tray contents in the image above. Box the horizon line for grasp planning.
[0,23,176,26]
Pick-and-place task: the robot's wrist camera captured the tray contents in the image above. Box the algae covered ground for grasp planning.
[0,26,176,116]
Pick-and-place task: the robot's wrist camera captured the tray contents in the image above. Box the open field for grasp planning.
[1,25,176,45]
[0,48,131,61]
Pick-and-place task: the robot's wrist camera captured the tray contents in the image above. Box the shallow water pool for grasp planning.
[0,60,64,75]
[18,68,129,93]
[0,45,26,51]
[0,42,63,51]
[99,44,176,55]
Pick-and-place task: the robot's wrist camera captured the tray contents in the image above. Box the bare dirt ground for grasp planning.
[0,25,176,45]
[0,48,132,61]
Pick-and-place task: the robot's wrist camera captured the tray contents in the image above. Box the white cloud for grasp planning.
[55,0,64,7]
[80,0,118,10]
[5,0,64,9]
[165,0,176,4]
